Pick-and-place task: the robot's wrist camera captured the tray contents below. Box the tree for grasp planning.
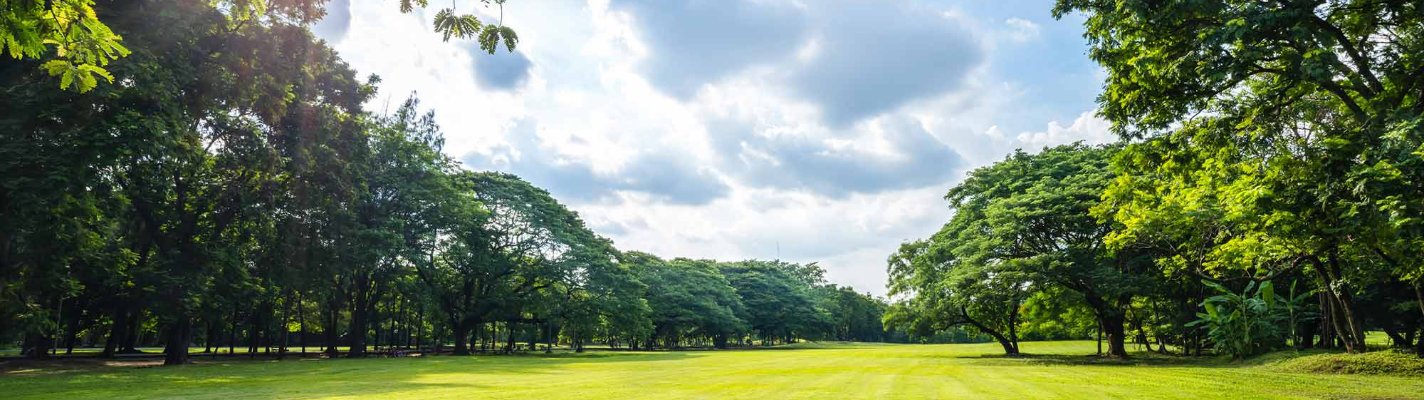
[887,233,1032,356]
[718,260,824,346]
[627,255,746,349]
[904,144,1145,357]
[418,172,616,355]
[1055,0,1424,354]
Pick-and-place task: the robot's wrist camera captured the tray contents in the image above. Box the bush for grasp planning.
[1187,280,1311,358]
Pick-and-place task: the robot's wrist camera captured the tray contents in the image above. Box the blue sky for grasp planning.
[313,0,1112,296]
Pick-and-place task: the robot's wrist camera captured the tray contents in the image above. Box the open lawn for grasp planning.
[1,341,1420,399]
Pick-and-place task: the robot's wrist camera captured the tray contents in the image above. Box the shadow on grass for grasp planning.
[956,348,1369,371]
[0,351,712,399]
[961,352,1216,368]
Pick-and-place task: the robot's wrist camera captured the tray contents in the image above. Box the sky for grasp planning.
[311,0,1114,297]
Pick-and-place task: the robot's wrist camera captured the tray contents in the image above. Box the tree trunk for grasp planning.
[1317,253,1366,352]
[102,305,124,358]
[23,331,52,359]
[120,309,141,353]
[298,292,307,355]
[203,321,214,354]
[1103,312,1127,357]
[545,322,553,354]
[505,322,517,353]
[452,321,472,355]
[1415,283,1424,357]
[228,308,239,355]
[1096,321,1102,355]
[323,299,339,357]
[163,317,192,365]
[348,304,368,357]
[278,294,291,359]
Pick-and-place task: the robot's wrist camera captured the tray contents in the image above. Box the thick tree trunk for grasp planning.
[119,309,141,353]
[1415,283,1424,357]
[1103,312,1128,357]
[1318,253,1366,352]
[163,317,192,365]
[452,320,472,355]
[545,322,553,354]
[323,300,339,357]
[348,306,368,357]
[228,308,239,355]
[102,305,125,358]
[23,331,52,359]
[505,322,517,353]
[203,321,214,354]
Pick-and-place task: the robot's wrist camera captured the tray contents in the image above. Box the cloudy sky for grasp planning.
[312,0,1112,297]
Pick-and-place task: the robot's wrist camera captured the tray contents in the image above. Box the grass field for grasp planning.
[2,341,1421,399]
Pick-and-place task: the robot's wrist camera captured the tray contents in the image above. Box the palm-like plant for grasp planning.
[1187,280,1312,359]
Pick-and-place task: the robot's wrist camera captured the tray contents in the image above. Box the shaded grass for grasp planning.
[1,341,1420,399]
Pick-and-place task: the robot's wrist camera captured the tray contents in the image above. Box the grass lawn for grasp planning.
[1,341,1420,399]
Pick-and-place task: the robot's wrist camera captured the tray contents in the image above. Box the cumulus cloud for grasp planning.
[1013,111,1115,149]
[321,0,1106,295]
[468,47,533,90]
[789,1,983,126]
[707,114,963,197]
[462,121,730,205]
[614,0,984,127]
[609,0,808,98]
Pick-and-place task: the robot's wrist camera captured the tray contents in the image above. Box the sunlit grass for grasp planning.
[2,341,1420,399]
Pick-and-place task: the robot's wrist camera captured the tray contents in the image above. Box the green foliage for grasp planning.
[405,0,517,53]
[433,9,483,42]
[1188,280,1311,359]
[1058,0,1424,355]
[1,0,131,92]
[894,143,1154,356]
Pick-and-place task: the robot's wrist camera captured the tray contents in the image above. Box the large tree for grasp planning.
[1056,0,1424,353]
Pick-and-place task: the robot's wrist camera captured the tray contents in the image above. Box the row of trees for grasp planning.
[0,0,894,366]
[888,0,1424,358]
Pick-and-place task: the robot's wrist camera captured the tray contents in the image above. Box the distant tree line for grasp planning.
[888,0,1424,358]
[0,0,899,366]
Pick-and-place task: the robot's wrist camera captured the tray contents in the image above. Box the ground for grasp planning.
[2,341,1421,399]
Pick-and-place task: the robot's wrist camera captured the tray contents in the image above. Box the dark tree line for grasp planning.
[0,0,897,365]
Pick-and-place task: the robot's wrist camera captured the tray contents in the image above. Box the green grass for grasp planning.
[1267,349,1424,375]
[2,341,1421,399]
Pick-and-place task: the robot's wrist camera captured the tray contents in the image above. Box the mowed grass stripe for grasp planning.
[2,341,1421,399]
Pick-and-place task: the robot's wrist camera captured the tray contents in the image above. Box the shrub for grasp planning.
[1187,280,1310,358]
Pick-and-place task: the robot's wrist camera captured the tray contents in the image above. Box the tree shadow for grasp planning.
[0,351,708,399]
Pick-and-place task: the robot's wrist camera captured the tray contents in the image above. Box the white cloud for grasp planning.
[310,0,1103,296]
[1004,17,1042,43]
[1015,111,1115,149]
